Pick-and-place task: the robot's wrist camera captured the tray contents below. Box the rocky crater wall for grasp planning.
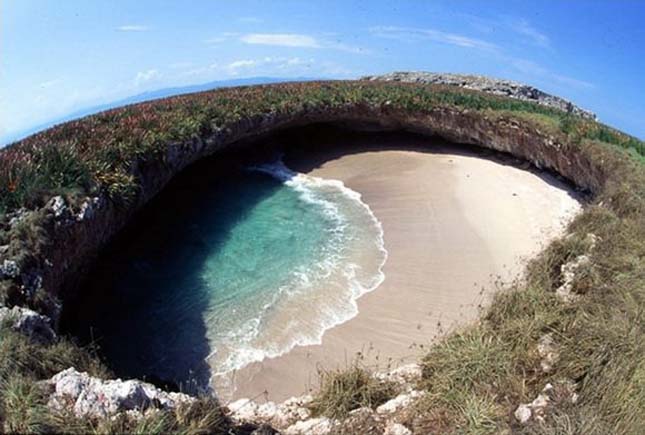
[1,102,604,325]
[362,72,597,120]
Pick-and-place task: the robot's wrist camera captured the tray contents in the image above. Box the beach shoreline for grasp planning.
[213,134,582,403]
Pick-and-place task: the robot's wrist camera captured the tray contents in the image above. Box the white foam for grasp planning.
[207,157,388,379]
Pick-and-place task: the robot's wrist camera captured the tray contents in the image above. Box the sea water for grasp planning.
[68,158,386,392]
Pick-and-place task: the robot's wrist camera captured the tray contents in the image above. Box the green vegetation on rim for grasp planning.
[310,362,397,419]
[0,80,643,433]
[1,81,643,218]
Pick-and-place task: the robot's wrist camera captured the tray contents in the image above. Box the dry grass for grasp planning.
[0,325,240,434]
[310,361,397,419]
[0,80,643,433]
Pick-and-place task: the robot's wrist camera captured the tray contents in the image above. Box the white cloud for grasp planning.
[238,32,366,53]
[370,26,500,52]
[204,32,240,45]
[228,59,257,70]
[240,33,320,48]
[117,24,149,32]
[507,18,550,48]
[510,59,593,89]
[134,69,161,86]
[370,23,590,91]
[225,57,314,75]
[179,56,316,78]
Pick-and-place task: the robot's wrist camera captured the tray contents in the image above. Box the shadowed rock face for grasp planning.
[4,101,605,324]
[362,72,597,120]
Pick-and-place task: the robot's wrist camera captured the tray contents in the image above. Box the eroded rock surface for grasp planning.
[46,368,194,419]
[362,72,597,120]
[230,364,423,434]
[0,305,56,344]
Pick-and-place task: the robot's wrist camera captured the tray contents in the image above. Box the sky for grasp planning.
[1,0,644,144]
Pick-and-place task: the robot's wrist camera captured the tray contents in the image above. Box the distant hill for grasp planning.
[1,76,315,147]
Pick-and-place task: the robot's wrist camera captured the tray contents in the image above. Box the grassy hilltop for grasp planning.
[0,81,643,433]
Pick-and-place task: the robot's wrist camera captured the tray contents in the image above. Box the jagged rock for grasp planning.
[0,305,56,344]
[537,333,559,373]
[362,72,597,120]
[556,255,590,302]
[21,272,44,298]
[584,233,599,250]
[514,384,554,424]
[556,233,598,302]
[46,368,194,419]
[0,259,20,278]
[376,363,422,388]
[338,407,384,434]
[7,208,28,227]
[76,197,102,221]
[514,404,532,424]
[228,398,260,422]
[376,390,424,415]
[284,416,333,435]
[228,395,312,430]
[249,423,279,435]
[384,422,413,435]
[48,196,67,218]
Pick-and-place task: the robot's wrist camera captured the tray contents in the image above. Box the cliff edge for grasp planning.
[362,71,597,120]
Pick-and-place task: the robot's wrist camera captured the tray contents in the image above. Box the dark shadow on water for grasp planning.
[61,151,283,393]
[61,123,584,394]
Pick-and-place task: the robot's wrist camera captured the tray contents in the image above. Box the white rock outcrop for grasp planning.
[362,72,597,120]
[0,305,56,344]
[376,363,422,389]
[46,368,194,419]
[384,422,413,435]
[228,395,313,430]
[284,416,333,435]
[0,259,20,278]
[555,255,590,302]
[537,333,559,373]
[377,390,424,415]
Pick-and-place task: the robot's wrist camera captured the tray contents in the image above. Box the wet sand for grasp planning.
[215,135,581,402]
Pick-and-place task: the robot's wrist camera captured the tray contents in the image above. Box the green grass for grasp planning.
[1,80,644,433]
[397,168,645,433]
[309,361,397,419]
[1,81,643,218]
[0,325,237,434]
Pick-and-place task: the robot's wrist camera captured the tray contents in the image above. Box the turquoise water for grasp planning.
[68,158,386,391]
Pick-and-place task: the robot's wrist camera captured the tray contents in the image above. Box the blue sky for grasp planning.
[2,0,644,144]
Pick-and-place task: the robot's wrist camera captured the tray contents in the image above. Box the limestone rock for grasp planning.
[384,422,413,435]
[228,395,313,430]
[0,305,56,344]
[284,416,333,435]
[47,368,194,419]
[48,196,67,218]
[514,383,554,424]
[76,197,102,221]
[514,404,532,424]
[556,255,590,302]
[376,363,422,388]
[7,208,28,227]
[362,72,597,120]
[376,390,424,415]
[537,333,559,373]
[0,259,20,278]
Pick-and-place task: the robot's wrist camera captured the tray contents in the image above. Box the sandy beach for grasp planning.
[214,134,581,402]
